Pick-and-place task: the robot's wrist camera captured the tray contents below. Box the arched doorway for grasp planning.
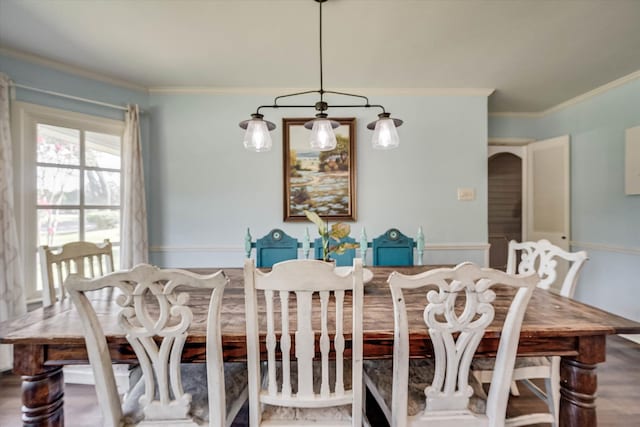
[488,152,523,270]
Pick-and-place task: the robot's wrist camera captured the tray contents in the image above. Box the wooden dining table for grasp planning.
[1,265,639,427]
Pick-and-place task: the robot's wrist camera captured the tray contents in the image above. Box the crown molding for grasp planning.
[4,43,637,114]
[0,46,147,92]
[542,69,640,116]
[148,86,495,97]
[491,69,640,118]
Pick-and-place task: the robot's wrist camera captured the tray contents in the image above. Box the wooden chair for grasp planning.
[364,262,537,427]
[64,264,248,427]
[506,239,588,298]
[313,236,358,266]
[372,228,415,266]
[254,229,299,268]
[39,239,115,307]
[472,239,589,427]
[38,239,130,392]
[244,258,365,426]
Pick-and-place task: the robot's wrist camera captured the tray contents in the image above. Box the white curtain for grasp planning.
[120,105,149,269]
[0,73,27,370]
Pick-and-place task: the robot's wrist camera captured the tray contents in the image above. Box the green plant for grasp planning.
[304,210,359,262]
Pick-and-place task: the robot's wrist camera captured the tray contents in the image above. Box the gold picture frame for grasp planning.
[283,117,356,221]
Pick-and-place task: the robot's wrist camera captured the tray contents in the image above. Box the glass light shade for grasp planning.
[371,118,400,150]
[309,119,337,151]
[243,119,272,152]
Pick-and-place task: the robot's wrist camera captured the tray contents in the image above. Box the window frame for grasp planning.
[12,102,125,302]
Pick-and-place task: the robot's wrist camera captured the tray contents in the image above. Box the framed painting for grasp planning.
[283,117,356,221]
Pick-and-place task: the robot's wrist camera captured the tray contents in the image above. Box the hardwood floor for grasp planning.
[1,335,638,426]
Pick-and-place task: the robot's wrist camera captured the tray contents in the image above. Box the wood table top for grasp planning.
[2,266,639,349]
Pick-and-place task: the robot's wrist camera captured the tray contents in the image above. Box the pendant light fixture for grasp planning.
[239,0,403,152]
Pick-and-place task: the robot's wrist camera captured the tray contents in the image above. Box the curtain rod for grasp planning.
[10,82,139,112]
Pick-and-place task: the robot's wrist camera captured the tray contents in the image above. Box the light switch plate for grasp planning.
[457,188,475,201]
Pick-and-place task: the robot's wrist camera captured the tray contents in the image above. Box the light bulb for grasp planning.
[309,118,338,151]
[243,119,272,152]
[372,117,400,150]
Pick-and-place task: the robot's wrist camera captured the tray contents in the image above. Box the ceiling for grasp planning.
[1,0,640,113]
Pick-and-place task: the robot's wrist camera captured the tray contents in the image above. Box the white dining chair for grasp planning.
[243,258,367,426]
[472,239,588,427]
[39,239,115,307]
[64,264,248,427]
[39,239,131,392]
[364,262,538,427]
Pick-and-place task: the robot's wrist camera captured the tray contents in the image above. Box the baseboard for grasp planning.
[618,334,640,345]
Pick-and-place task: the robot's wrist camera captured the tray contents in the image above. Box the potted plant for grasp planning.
[304,210,360,262]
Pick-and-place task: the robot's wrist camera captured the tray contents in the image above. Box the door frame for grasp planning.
[488,142,530,241]
[488,135,571,251]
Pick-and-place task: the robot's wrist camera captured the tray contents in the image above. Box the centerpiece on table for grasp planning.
[304,210,360,262]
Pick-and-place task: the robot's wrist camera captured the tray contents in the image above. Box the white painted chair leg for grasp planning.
[510,380,520,396]
[547,356,561,427]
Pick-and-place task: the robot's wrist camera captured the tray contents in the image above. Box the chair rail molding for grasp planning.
[149,245,245,253]
[149,243,491,268]
[570,241,640,256]
[149,243,491,253]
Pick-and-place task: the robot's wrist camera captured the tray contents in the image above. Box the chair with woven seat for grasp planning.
[364,262,538,427]
[64,264,248,427]
[254,229,299,268]
[243,258,366,426]
[372,228,415,266]
[472,239,589,427]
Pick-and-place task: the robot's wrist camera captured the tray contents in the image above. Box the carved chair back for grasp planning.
[64,264,229,427]
[372,228,415,266]
[255,229,299,268]
[243,258,364,426]
[39,239,114,306]
[507,239,588,297]
[388,262,537,426]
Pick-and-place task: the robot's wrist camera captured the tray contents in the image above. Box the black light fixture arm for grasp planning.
[273,90,320,105]
[255,90,387,115]
[323,90,370,105]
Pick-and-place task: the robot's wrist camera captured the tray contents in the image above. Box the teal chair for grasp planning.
[372,228,415,266]
[313,236,358,267]
[255,229,299,268]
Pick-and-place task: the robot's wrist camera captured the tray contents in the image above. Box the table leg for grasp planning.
[559,335,606,427]
[13,344,64,427]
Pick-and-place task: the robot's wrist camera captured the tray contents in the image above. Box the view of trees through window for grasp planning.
[36,124,121,288]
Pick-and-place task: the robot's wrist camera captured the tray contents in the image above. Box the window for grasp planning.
[12,103,124,301]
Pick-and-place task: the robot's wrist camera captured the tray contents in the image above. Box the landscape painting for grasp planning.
[283,117,356,221]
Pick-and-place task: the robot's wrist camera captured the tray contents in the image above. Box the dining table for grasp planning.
[1,265,640,427]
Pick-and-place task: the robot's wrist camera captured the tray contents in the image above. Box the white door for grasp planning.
[526,135,570,250]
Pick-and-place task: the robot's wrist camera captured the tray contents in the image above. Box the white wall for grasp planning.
[1,51,492,272]
[490,76,640,321]
[147,92,490,267]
